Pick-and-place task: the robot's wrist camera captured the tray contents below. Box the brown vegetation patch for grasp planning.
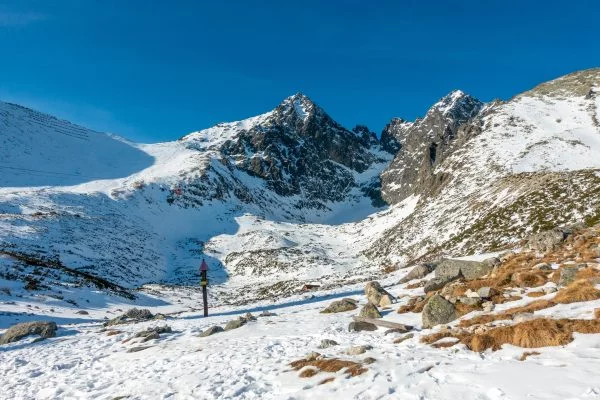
[290,358,367,378]
[397,295,430,314]
[595,308,600,319]
[458,299,556,328]
[405,281,426,289]
[554,279,600,304]
[318,377,335,385]
[425,318,600,352]
[576,267,600,280]
[526,291,546,298]
[519,351,540,361]
[455,302,483,317]
[106,330,122,336]
[299,368,319,378]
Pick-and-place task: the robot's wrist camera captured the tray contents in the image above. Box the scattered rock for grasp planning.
[199,326,224,337]
[104,308,155,326]
[477,287,498,299]
[384,328,407,335]
[259,310,276,317]
[393,333,414,344]
[321,299,358,314]
[317,339,339,349]
[482,301,494,312]
[365,281,395,306]
[134,325,172,340]
[359,303,382,319]
[422,294,457,329]
[424,276,455,293]
[140,331,160,342]
[0,321,57,344]
[533,262,552,271]
[458,297,481,306]
[559,266,581,287]
[465,289,480,298]
[344,345,372,355]
[224,318,246,331]
[106,330,122,336]
[379,294,393,307]
[512,312,535,323]
[526,228,568,253]
[75,310,89,315]
[348,321,377,332]
[399,263,435,284]
[363,357,377,365]
[305,351,322,361]
[244,313,257,322]
[434,258,497,282]
[127,346,153,353]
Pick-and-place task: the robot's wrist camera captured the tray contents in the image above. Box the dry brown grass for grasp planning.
[318,377,335,385]
[511,271,549,288]
[519,351,540,361]
[290,358,367,377]
[491,294,523,304]
[458,299,556,327]
[595,308,600,319]
[397,295,430,314]
[405,281,426,289]
[106,330,122,336]
[454,302,483,317]
[299,368,319,378]
[576,267,600,280]
[382,263,399,274]
[526,291,546,298]
[554,279,600,304]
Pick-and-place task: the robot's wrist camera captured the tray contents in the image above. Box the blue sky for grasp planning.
[1,0,599,142]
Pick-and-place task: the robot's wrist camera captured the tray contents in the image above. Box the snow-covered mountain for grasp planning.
[1,68,600,304]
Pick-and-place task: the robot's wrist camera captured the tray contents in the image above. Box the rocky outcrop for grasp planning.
[0,321,57,344]
[321,299,358,314]
[365,281,395,307]
[381,90,484,204]
[526,228,568,253]
[399,263,435,284]
[359,303,382,319]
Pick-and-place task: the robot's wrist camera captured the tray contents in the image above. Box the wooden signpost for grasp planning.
[200,259,209,317]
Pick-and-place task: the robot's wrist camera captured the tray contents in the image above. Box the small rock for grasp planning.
[359,303,382,319]
[259,310,276,317]
[75,310,89,315]
[465,289,480,298]
[305,351,322,361]
[422,294,457,329]
[379,294,393,307]
[141,331,160,342]
[344,345,372,355]
[321,299,358,314]
[393,333,414,344]
[458,297,481,306]
[317,339,339,349]
[477,287,497,299]
[363,357,377,365]
[533,263,552,271]
[244,313,256,321]
[512,312,535,323]
[398,263,435,284]
[154,313,166,320]
[384,328,407,335]
[559,266,581,287]
[127,346,153,353]
[224,318,246,331]
[199,326,224,337]
[348,321,377,332]
[0,321,58,345]
[106,330,122,336]
[482,301,494,312]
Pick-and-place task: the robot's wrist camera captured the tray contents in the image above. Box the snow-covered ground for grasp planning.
[2,269,600,399]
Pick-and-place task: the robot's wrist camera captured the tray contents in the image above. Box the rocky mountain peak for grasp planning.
[276,92,317,123]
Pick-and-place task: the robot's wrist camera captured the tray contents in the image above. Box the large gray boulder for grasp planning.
[0,321,57,344]
[526,228,567,253]
[433,258,498,282]
[321,299,358,314]
[199,326,224,337]
[359,303,382,319]
[424,276,455,293]
[422,294,457,329]
[365,281,395,306]
[399,263,435,284]
[224,318,246,331]
[558,266,582,287]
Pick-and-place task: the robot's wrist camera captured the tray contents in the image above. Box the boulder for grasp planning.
[526,228,567,253]
[75,310,89,315]
[399,263,435,284]
[104,308,155,326]
[344,345,372,355]
[424,276,455,293]
[384,328,407,335]
[224,318,246,331]
[134,325,172,339]
[559,266,582,287]
[393,333,414,344]
[363,357,377,364]
[199,326,224,337]
[365,281,395,306]
[348,321,378,332]
[243,313,256,322]
[512,312,535,323]
[379,294,393,307]
[259,310,276,317]
[359,303,382,319]
[422,294,457,329]
[305,352,322,361]
[482,301,494,312]
[434,258,497,282]
[321,299,358,314]
[0,321,58,344]
[458,297,481,306]
[317,339,339,349]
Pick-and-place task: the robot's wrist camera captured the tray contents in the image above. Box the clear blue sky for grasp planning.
[1,0,599,142]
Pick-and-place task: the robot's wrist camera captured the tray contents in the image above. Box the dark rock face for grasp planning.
[215,94,386,206]
[381,91,484,204]
[0,321,57,344]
